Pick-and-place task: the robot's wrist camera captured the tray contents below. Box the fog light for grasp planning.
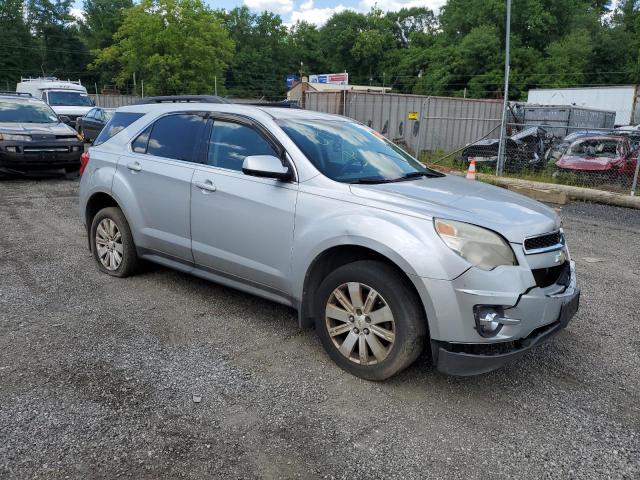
[6,146,17,153]
[474,306,521,338]
[72,146,81,152]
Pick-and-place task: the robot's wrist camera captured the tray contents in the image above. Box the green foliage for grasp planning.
[4,0,640,99]
[91,0,234,95]
[218,7,291,99]
[0,0,34,89]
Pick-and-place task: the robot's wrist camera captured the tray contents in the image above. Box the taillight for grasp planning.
[79,151,89,176]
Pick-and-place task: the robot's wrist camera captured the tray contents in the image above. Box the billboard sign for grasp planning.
[309,73,349,85]
[286,74,299,89]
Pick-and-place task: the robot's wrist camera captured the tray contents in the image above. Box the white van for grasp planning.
[16,77,94,126]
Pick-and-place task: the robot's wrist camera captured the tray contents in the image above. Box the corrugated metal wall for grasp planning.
[304,91,502,153]
[89,94,141,108]
[522,105,616,136]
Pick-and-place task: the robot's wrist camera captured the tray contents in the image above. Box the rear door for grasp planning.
[190,115,298,292]
[118,112,207,262]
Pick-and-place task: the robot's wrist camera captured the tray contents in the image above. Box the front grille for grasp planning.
[532,261,570,288]
[23,146,71,153]
[524,231,563,253]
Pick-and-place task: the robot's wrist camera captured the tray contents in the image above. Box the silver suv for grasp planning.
[79,102,580,380]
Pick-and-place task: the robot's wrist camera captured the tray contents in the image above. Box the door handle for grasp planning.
[194,179,216,192]
[127,161,142,172]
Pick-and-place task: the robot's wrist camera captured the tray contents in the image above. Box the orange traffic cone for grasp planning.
[466,159,476,180]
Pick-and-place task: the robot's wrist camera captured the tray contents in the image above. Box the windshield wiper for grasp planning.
[349,177,394,184]
[387,171,442,182]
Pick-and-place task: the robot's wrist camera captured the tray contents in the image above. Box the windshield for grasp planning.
[47,91,93,107]
[0,99,59,123]
[568,139,620,158]
[279,119,437,183]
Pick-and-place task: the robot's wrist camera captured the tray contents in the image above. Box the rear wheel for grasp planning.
[90,207,139,277]
[315,260,426,380]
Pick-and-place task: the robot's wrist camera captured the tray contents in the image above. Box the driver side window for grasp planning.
[207,120,278,172]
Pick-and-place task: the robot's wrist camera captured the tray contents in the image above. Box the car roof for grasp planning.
[116,102,353,123]
[0,93,48,105]
[570,135,627,142]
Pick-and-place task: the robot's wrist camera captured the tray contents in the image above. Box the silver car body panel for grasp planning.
[79,103,577,350]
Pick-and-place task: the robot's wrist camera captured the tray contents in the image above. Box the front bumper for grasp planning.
[432,286,579,375]
[0,139,82,171]
[416,243,579,375]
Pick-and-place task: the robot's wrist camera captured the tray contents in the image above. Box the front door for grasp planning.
[190,116,298,293]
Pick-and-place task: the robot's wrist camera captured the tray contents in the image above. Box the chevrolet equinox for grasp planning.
[79,102,580,380]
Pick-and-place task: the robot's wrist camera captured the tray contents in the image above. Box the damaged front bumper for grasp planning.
[418,252,579,376]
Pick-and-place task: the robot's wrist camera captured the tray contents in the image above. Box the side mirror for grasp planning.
[242,155,292,181]
[58,115,71,125]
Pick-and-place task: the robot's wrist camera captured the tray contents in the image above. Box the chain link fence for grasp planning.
[302,90,639,196]
[425,123,640,196]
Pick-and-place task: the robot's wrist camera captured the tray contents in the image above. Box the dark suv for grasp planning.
[0,92,83,175]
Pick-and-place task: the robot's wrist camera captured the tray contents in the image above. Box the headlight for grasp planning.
[0,133,31,141]
[434,218,517,270]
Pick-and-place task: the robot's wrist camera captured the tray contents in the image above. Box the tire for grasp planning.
[315,260,426,380]
[89,206,139,277]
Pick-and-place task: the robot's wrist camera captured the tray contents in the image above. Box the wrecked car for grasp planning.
[555,135,638,180]
[461,126,551,172]
[544,130,604,164]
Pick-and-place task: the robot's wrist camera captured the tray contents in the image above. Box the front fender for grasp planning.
[290,190,469,302]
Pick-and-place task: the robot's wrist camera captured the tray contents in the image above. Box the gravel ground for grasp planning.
[0,178,638,479]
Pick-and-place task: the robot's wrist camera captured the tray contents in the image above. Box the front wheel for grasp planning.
[89,207,139,277]
[315,260,426,380]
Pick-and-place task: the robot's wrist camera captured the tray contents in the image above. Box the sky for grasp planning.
[71,0,447,27]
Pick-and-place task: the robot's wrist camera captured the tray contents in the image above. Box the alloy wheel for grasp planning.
[325,282,396,365]
[95,218,123,271]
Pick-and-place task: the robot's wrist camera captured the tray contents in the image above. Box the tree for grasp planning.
[219,7,292,99]
[0,0,35,89]
[288,21,328,76]
[81,0,133,51]
[92,0,234,95]
[26,0,90,81]
[80,0,133,87]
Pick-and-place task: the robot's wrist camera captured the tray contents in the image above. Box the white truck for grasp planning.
[528,85,640,126]
[16,77,94,126]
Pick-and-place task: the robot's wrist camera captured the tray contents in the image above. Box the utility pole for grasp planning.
[496,0,511,176]
[214,76,217,96]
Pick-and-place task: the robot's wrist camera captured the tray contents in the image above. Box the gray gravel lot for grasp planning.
[0,178,639,479]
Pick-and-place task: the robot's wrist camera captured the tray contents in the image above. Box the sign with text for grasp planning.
[309,73,349,85]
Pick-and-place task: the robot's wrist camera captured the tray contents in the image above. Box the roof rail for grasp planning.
[135,95,229,105]
[237,100,301,109]
[20,77,82,85]
[0,91,33,97]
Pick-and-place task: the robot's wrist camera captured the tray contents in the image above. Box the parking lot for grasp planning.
[0,177,638,479]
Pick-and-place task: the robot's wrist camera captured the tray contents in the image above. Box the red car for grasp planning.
[555,135,638,180]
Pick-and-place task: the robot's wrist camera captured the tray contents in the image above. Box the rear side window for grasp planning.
[144,114,205,162]
[132,125,152,153]
[207,120,278,171]
[94,112,144,146]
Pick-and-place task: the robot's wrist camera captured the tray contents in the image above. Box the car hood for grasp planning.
[556,155,620,171]
[50,105,93,116]
[0,122,77,136]
[349,175,559,243]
